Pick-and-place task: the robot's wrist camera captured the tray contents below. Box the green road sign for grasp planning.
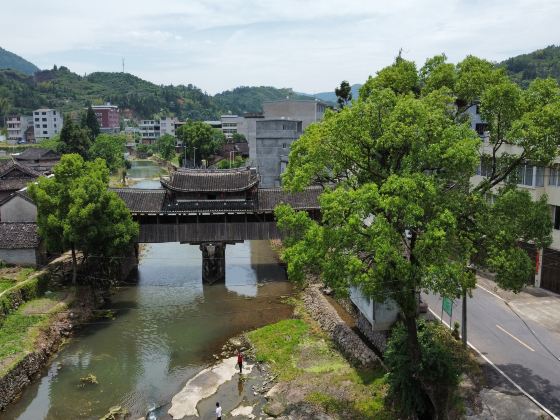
[442,297,453,317]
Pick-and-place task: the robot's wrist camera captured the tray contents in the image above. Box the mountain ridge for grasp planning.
[0,47,40,75]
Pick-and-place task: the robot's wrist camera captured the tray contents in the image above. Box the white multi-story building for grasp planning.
[6,115,33,144]
[220,115,243,140]
[160,117,179,137]
[139,120,160,144]
[32,109,62,141]
[469,104,560,292]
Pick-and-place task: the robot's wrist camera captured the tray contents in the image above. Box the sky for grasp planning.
[2,0,560,94]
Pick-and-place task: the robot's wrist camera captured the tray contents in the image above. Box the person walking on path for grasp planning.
[215,402,222,420]
[237,351,243,374]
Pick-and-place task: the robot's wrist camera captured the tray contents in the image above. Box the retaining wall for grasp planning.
[302,285,382,368]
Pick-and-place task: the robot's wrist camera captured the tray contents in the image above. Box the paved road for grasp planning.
[423,287,560,417]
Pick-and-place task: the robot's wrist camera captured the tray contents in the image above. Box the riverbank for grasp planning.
[0,248,138,413]
[0,257,99,410]
[246,292,393,419]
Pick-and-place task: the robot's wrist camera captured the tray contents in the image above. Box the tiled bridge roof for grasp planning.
[160,168,259,193]
[111,187,321,214]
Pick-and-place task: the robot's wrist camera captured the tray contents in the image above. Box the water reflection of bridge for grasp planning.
[113,168,320,283]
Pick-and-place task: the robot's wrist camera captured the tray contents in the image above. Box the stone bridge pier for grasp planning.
[200,242,226,284]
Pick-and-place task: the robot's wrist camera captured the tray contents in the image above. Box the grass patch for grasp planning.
[247,318,309,380]
[0,294,69,375]
[248,315,394,419]
[0,280,15,294]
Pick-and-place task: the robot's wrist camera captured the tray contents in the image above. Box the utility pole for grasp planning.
[193,147,197,168]
[122,57,125,73]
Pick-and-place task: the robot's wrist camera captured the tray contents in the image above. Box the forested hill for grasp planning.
[499,45,560,87]
[0,66,317,121]
[213,86,310,115]
[0,47,39,75]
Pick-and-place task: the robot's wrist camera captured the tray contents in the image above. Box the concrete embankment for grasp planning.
[302,284,383,368]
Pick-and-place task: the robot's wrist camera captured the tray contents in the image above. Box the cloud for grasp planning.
[2,0,560,93]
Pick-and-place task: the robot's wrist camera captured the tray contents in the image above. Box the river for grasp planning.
[4,161,293,419]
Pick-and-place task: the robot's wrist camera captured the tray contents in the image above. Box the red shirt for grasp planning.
[237,354,243,364]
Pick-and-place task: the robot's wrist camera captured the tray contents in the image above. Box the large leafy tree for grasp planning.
[176,121,224,166]
[58,117,92,158]
[28,154,138,284]
[81,105,100,139]
[276,54,559,418]
[89,133,126,171]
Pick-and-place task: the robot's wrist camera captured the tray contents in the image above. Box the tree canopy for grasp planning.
[176,121,224,165]
[276,54,560,418]
[58,117,92,158]
[89,133,126,171]
[82,105,100,139]
[155,133,177,161]
[28,154,138,284]
[335,80,353,108]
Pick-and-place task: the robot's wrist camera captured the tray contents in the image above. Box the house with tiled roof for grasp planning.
[0,222,43,266]
[14,148,60,173]
[0,160,41,202]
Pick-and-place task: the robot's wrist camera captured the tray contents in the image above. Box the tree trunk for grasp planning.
[71,244,77,285]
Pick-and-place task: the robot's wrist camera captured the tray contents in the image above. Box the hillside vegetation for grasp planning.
[2,45,560,123]
[0,47,39,75]
[500,45,560,87]
[0,66,316,122]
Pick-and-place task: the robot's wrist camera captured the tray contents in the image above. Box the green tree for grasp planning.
[58,117,92,158]
[217,155,245,169]
[276,54,559,418]
[89,133,126,171]
[155,133,176,161]
[335,80,353,108]
[232,132,246,143]
[81,105,100,139]
[28,154,138,284]
[0,96,10,127]
[176,121,224,166]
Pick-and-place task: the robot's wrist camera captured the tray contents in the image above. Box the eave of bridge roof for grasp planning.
[161,168,259,192]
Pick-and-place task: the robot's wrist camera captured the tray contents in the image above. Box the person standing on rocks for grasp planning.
[215,402,222,420]
[237,351,243,374]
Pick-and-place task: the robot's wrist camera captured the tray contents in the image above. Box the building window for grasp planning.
[43,124,47,128]
[35,125,40,128]
[43,131,48,135]
[35,118,39,122]
[475,105,481,114]
[554,206,560,230]
[42,112,46,115]
[282,143,287,149]
[550,165,560,187]
[535,166,545,187]
[475,123,487,136]
[42,118,47,121]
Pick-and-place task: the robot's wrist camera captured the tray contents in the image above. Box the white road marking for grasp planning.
[428,307,559,420]
[496,324,536,352]
[477,284,506,302]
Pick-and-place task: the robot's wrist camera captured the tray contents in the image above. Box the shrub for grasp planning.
[384,320,468,418]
